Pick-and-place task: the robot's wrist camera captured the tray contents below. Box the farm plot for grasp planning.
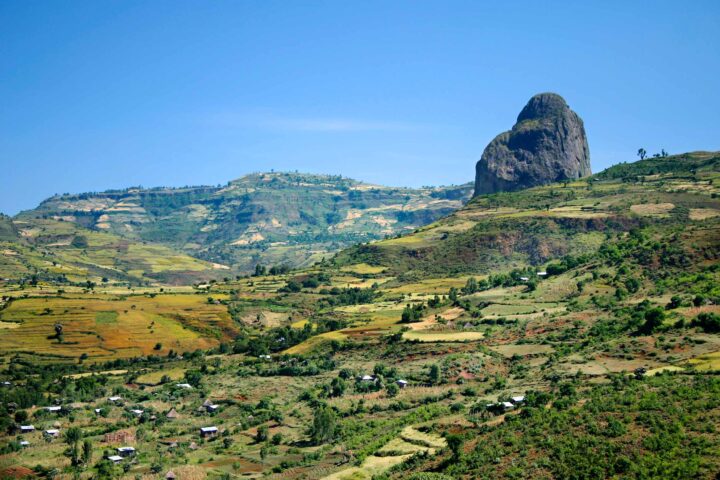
[403,330,484,342]
[0,294,236,362]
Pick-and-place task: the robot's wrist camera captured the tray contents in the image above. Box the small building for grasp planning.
[165,471,176,480]
[44,406,62,413]
[166,408,180,419]
[360,375,375,382]
[130,409,144,417]
[20,425,35,434]
[520,277,529,282]
[106,455,123,464]
[258,354,271,361]
[94,408,102,414]
[44,429,60,438]
[199,426,218,438]
[205,404,219,413]
[108,396,122,403]
[116,446,136,457]
[501,401,515,411]
[537,271,547,277]
[396,379,408,388]
[175,383,193,389]
[19,441,29,448]
[1,381,12,387]
[511,395,525,405]
[103,430,136,444]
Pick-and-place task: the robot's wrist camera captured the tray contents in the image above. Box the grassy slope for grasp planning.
[336,151,720,277]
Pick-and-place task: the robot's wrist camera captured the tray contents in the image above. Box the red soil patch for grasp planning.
[0,466,38,478]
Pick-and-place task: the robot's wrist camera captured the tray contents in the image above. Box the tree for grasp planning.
[692,312,720,333]
[82,439,92,465]
[310,406,336,445]
[255,425,269,443]
[448,287,458,304]
[330,377,346,397]
[386,383,399,397]
[637,148,647,160]
[640,307,665,334]
[445,433,464,460]
[429,364,442,385]
[462,277,478,295]
[64,427,83,466]
[14,410,28,424]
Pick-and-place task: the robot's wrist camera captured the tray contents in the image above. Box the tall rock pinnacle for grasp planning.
[474,93,591,196]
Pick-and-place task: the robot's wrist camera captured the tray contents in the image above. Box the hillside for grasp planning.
[0,152,718,479]
[337,151,720,277]
[0,218,224,285]
[17,172,472,273]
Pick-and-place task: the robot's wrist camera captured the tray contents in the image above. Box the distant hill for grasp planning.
[337,151,720,278]
[0,217,223,285]
[13,172,473,276]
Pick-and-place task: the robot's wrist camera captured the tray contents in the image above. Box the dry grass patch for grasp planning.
[689,208,720,220]
[630,203,675,216]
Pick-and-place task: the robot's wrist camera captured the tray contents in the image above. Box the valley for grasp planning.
[0,152,718,479]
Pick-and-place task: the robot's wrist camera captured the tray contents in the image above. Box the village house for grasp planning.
[537,271,547,277]
[199,426,218,438]
[108,396,122,403]
[130,409,144,417]
[359,374,375,382]
[106,455,123,464]
[166,408,180,419]
[20,441,29,448]
[511,395,525,405]
[165,471,176,480]
[396,379,408,388]
[117,446,136,457]
[20,425,35,434]
[44,429,60,438]
[175,383,193,389]
[44,406,62,413]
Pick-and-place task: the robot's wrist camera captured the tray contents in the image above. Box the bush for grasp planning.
[691,312,720,333]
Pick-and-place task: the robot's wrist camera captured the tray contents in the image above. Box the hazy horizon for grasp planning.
[2,0,719,215]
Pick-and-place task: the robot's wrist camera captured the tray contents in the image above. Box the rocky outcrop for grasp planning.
[474,93,591,196]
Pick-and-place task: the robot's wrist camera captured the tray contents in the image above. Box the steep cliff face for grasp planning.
[474,93,591,196]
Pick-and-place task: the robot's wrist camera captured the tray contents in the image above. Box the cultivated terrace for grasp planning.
[0,152,719,479]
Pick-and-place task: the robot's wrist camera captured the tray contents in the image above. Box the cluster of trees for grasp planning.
[395,375,719,479]
[319,287,378,306]
[233,317,348,356]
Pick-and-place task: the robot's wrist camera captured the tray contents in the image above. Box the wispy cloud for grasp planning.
[202,112,419,133]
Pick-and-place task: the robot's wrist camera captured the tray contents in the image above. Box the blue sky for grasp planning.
[1,0,719,215]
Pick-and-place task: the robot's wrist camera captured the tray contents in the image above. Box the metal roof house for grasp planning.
[117,446,136,457]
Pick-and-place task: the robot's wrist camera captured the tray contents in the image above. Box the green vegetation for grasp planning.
[0,152,718,479]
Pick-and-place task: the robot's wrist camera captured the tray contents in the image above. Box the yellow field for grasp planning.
[687,351,720,371]
[0,294,236,362]
[340,263,387,275]
[403,330,484,342]
[136,367,187,384]
[283,331,347,354]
